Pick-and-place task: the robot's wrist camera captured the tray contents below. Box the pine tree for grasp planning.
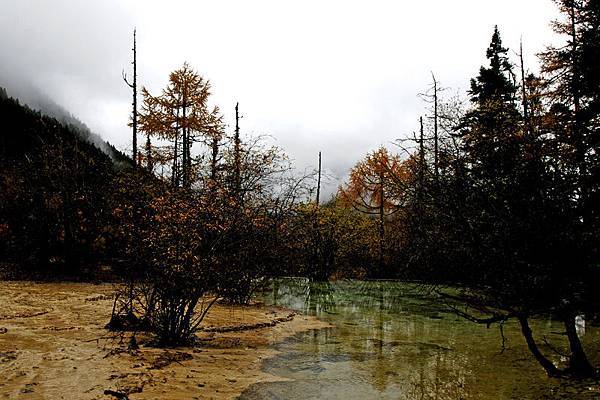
[469,26,517,105]
[460,26,521,182]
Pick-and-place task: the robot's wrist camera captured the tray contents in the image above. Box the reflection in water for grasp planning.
[576,315,586,336]
[241,279,600,400]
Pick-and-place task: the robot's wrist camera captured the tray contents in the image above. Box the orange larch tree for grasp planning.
[339,146,407,275]
[139,63,223,188]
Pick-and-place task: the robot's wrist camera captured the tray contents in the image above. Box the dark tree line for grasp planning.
[388,2,600,377]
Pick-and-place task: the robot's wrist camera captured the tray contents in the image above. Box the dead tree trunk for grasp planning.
[570,4,581,120]
[378,168,385,276]
[172,124,179,187]
[316,151,322,206]
[210,135,219,182]
[123,29,138,168]
[234,103,241,198]
[312,151,324,279]
[418,117,425,219]
[182,91,188,188]
[145,133,153,172]
[519,39,530,128]
[432,73,439,183]
[419,117,425,196]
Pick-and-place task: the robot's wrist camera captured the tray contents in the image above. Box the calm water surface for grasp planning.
[241,279,600,400]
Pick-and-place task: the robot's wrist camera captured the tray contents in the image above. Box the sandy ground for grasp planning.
[0,281,329,399]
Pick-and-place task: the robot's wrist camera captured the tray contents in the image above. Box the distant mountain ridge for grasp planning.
[0,84,129,164]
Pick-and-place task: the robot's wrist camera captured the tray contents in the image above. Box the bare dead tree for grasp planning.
[316,151,322,206]
[519,38,530,127]
[419,117,425,205]
[432,73,439,183]
[234,102,241,197]
[145,134,153,172]
[418,73,447,185]
[123,29,138,168]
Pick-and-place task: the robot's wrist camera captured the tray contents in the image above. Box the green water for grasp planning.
[241,279,600,400]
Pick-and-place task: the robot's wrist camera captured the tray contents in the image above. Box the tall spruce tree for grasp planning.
[460,26,522,186]
[445,27,585,377]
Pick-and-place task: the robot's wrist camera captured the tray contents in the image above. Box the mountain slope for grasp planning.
[0,87,126,273]
[0,85,130,164]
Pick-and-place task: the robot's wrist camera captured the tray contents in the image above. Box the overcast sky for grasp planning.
[0,0,560,195]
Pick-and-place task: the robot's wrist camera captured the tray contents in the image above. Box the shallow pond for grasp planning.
[241,279,600,399]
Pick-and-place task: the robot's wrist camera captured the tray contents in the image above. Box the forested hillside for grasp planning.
[0,88,131,276]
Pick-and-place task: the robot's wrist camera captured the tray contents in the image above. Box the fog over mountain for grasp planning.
[0,79,124,159]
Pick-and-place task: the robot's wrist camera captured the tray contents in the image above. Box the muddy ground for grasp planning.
[0,282,328,399]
